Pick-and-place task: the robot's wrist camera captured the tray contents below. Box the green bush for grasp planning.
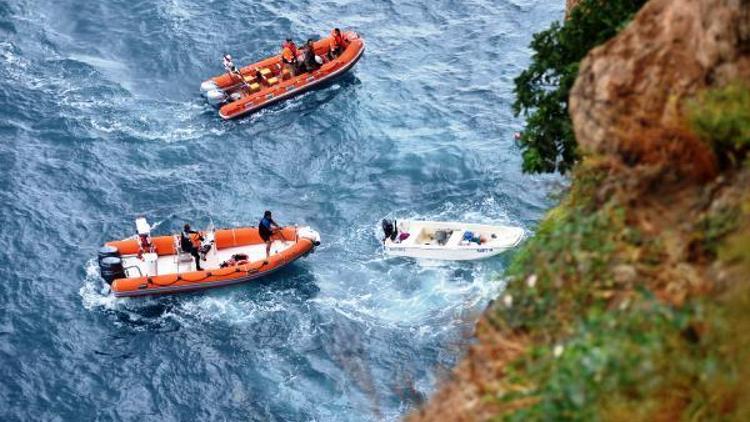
[501,291,741,421]
[688,83,750,154]
[513,0,646,174]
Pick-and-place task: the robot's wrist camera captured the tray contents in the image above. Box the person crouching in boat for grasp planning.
[328,28,348,59]
[259,210,281,264]
[181,224,204,271]
[281,39,298,77]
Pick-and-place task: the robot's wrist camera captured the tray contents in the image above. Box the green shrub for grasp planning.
[501,291,742,421]
[513,0,646,174]
[688,83,750,152]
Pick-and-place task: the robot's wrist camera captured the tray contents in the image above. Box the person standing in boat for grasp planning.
[181,224,204,271]
[259,210,281,264]
[223,54,240,77]
[281,39,298,77]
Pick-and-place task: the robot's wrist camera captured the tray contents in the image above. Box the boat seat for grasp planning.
[266,76,279,86]
[259,68,273,78]
[247,82,261,93]
[446,230,465,247]
[172,235,195,272]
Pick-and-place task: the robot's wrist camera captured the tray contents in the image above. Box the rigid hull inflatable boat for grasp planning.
[383,220,524,261]
[99,222,321,297]
[200,31,365,120]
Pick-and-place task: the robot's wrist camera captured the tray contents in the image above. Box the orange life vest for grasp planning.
[331,31,347,49]
[282,41,298,62]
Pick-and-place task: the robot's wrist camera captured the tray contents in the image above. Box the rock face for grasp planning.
[570,0,750,180]
[565,0,581,17]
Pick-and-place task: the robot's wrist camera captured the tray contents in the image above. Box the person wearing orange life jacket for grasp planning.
[328,28,348,59]
[180,224,204,271]
[281,38,298,76]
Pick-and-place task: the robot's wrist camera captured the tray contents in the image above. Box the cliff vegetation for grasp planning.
[411,0,750,419]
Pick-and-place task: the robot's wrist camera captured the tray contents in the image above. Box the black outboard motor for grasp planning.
[97,245,120,278]
[382,219,398,242]
[100,256,125,285]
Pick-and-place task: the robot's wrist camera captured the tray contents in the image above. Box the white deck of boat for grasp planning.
[121,239,295,278]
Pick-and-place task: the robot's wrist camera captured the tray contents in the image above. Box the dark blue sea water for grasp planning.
[0,0,562,420]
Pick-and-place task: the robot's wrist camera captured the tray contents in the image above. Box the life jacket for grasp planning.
[180,231,200,251]
[282,46,296,63]
[331,31,347,50]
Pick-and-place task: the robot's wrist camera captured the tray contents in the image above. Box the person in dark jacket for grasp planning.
[259,210,281,263]
[180,224,204,271]
[302,39,321,72]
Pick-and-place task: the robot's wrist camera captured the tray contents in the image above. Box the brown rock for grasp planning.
[570,0,750,181]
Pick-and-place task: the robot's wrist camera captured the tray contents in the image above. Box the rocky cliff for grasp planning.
[571,0,750,180]
[410,0,750,419]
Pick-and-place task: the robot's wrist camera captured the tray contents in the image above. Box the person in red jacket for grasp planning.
[281,38,299,76]
[328,28,348,59]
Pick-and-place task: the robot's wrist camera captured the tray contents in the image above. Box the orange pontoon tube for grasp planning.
[98,224,321,298]
[200,31,365,120]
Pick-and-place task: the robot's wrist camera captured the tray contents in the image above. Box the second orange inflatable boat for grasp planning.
[99,224,321,297]
[200,31,365,120]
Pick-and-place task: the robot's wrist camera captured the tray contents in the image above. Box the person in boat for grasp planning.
[259,210,281,264]
[180,224,204,271]
[328,28,348,59]
[281,39,299,77]
[223,54,240,77]
[302,39,322,72]
[137,231,154,259]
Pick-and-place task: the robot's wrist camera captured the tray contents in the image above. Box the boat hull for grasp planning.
[383,220,524,261]
[105,226,319,297]
[201,32,365,120]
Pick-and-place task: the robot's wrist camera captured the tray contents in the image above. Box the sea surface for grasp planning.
[0,0,562,420]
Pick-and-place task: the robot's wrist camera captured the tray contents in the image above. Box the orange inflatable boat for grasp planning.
[200,31,365,119]
[98,220,321,298]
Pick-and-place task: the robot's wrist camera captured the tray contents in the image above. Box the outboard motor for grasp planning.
[206,89,228,106]
[100,256,125,285]
[97,245,120,278]
[200,80,219,93]
[382,219,397,242]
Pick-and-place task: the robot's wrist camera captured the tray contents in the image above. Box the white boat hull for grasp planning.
[383,220,524,261]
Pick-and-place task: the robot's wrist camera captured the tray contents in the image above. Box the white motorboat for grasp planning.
[382,219,524,261]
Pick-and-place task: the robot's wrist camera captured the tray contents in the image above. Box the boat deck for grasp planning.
[121,239,295,278]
